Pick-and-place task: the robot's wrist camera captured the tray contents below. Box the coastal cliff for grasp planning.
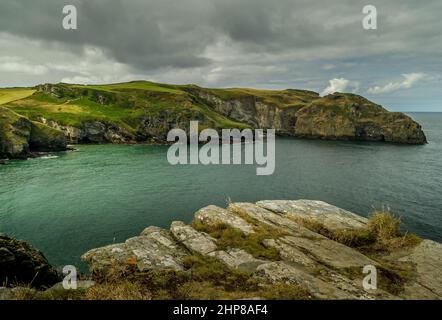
[0,106,67,159]
[0,81,427,159]
[1,200,441,300]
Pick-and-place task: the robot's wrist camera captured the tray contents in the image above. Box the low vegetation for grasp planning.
[8,251,311,300]
[192,220,285,261]
[292,211,422,253]
[293,211,422,295]
[0,88,35,105]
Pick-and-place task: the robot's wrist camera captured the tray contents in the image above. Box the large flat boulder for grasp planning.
[279,235,376,269]
[82,227,187,274]
[228,202,323,238]
[195,205,255,235]
[257,200,367,231]
[170,221,218,255]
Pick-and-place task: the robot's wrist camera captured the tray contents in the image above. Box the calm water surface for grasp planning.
[0,113,441,269]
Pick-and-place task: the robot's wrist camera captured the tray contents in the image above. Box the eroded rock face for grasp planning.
[192,89,427,144]
[39,117,134,144]
[0,234,60,288]
[0,107,67,159]
[81,200,442,300]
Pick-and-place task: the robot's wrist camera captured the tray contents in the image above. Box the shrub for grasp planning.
[367,211,401,241]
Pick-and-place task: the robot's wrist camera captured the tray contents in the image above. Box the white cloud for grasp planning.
[367,73,426,94]
[0,56,48,75]
[321,78,359,96]
[322,64,336,70]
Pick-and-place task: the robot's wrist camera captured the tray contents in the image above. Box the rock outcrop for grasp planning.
[0,234,60,288]
[81,200,442,300]
[0,107,67,159]
[190,88,427,144]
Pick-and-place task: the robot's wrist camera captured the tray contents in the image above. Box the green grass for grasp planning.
[72,81,185,95]
[4,84,250,133]
[0,88,35,105]
[192,220,285,261]
[205,87,320,109]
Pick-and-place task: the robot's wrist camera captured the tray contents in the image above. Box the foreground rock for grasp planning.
[82,226,188,274]
[256,200,368,231]
[82,200,442,300]
[0,234,60,288]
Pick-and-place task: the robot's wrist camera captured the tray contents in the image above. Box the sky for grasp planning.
[0,0,441,111]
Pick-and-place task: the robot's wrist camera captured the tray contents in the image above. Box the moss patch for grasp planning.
[192,220,283,261]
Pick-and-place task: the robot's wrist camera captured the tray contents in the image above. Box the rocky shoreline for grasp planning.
[3,199,440,300]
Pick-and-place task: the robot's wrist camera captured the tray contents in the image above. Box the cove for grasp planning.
[0,113,440,270]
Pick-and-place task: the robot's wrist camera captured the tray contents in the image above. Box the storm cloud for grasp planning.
[0,0,441,110]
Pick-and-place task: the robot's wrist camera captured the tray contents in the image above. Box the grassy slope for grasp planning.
[0,88,35,105]
[1,81,397,140]
[3,82,252,132]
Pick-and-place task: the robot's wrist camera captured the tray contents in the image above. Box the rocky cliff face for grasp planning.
[190,88,427,144]
[0,107,67,159]
[82,200,442,300]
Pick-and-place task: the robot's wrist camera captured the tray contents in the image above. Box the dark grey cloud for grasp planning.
[0,0,441,110]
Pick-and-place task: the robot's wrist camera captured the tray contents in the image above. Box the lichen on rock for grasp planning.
[81,199,442,300]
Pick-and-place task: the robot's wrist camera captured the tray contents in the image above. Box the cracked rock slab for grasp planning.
[81,228,187,273]
[399,240,442,299]
[262,238,317,268]
[280,235,377,268]
[228,202,323,239]
[208,248,267,272]
[255,261,356,299]
[195,205,255,235]
[257,200,367,231]
[170,221,218,255]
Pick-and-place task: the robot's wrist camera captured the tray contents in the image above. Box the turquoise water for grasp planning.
[0,113,441,270]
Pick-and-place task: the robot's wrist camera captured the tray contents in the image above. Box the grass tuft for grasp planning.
[192,220,282,260]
